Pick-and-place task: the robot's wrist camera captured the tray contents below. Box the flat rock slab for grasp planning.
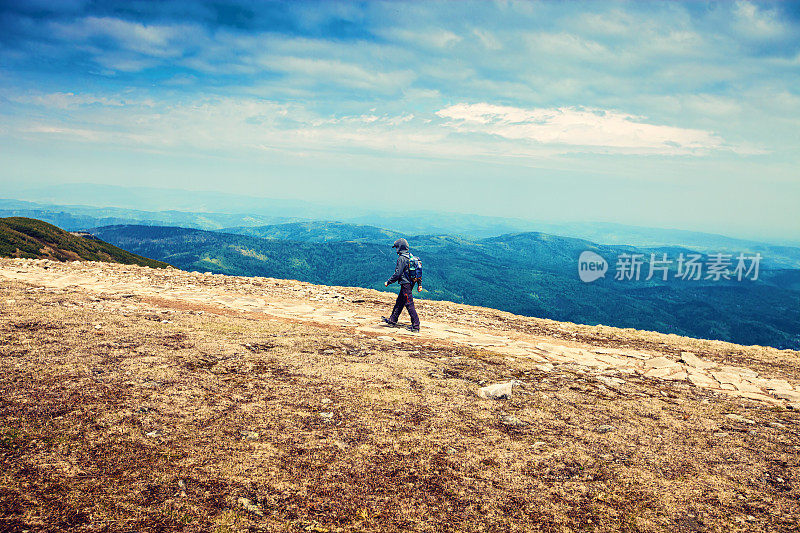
[764,379,794,391]
[644,367,681,379]
[688,373,718,388]
[679,351,716,369]
[772,390,800,402]
[718,365,759,380]
[712,371,743,385]
[645,356,682,369]
[733,380,767,395]
[593,354,633,367]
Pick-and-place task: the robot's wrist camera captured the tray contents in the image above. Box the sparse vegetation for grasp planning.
[0,217,170,268]
[1,262,798,532]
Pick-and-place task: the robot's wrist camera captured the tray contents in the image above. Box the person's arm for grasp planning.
[386,256,404,286]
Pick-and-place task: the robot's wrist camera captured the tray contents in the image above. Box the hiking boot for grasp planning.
[381,316,399,327]
[407,325,420,333]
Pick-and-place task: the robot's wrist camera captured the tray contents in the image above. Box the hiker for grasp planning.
[382,238,421,332]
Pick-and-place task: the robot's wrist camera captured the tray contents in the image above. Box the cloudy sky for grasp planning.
[1,1,798,241]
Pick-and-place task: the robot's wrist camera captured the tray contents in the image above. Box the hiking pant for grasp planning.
[389,283,420,328]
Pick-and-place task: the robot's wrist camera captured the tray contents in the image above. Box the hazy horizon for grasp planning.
[1,1,799,242]
[3,181,800,248]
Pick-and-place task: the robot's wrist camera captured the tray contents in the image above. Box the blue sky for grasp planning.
[0,0,798,241]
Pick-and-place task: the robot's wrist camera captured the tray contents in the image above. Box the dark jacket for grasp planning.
[387,251,413,285]
[387,238,413,285]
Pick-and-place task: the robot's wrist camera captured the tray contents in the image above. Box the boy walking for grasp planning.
[382,238,421,332]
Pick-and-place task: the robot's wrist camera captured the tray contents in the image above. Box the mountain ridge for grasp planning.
[3,192,799,253]
[0,217,170,269]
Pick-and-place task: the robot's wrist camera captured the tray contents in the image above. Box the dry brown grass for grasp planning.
[1,278,799,532]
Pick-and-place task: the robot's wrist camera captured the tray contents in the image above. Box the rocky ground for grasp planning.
[1,258,799,532]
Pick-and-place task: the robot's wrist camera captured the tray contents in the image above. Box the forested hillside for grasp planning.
[91,223,800,349]
[221,221,403,243]
[0,218,169,268]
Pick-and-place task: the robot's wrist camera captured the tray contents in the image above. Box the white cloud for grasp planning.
[375,28,462,49]
[525,32,609,60]
[681,95,742,118]
[472,29,502,50]
[24,124,103,141]
[638,30,704,58]
[734,1,786,39]
[401,87,441,100]
[435,103,734,155]
[10,92,127,109]
[255,56,416,93]
[50,16,202,58]
[4,88,760,160]
[575,11,635,38]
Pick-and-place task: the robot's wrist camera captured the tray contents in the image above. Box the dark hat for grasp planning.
[392,238,409,251]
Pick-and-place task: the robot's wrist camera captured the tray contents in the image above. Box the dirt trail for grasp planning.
[2,258,798,409]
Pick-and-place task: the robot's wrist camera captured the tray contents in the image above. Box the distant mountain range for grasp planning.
[3,194,800,269]
[89,222,800,350]
[0,217,169,269]
[0,198,297,231]
[223,221,404,243]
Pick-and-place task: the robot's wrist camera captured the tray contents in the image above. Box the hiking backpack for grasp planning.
[408,253,423,285]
